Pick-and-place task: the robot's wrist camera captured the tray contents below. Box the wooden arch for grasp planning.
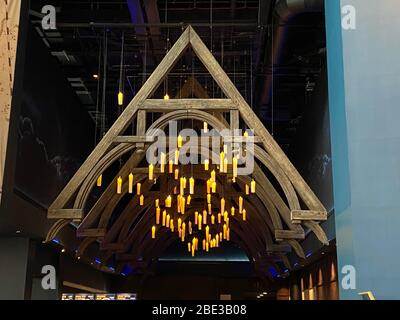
[46,26,328,274]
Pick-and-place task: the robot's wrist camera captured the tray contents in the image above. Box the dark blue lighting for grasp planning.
[122,264,134,275]
[52,238,60,244]
[95,258,101,264]
[284,269,289,273]
[268,267,279,278]
[306,252,312,258]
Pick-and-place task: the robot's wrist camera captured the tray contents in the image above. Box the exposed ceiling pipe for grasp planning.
[275,0,324,22]
[259,0,324,106]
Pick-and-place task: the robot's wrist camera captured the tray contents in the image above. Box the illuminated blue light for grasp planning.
[122,264,134,275]
[52,238,60,244]
[268,267,278,277]
[95,258,101,264]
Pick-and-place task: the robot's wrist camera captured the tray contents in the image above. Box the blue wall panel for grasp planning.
[325,0,400,299]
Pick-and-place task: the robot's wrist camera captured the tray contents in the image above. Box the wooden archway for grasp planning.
[46,26,328,276]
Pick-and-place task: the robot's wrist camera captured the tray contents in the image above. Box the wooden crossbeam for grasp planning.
[140,98,235,111]
[113,135,261,144]
[189,26,326,213]
[291,210,327,223]
[48,26,191,213]
[77,228,106,237]
[46,25,329,259]
[48,209,83,219]
[275,230,305,241]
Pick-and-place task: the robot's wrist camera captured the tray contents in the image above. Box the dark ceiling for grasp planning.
[28,0,326,156]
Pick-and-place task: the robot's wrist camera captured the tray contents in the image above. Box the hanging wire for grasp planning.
[271,17,275,136]
[250,45,253,110]
[118,32,125,95]
[164,0,169,96]
[244,51,247,103]
[210,0,215,98]
[101,28,108,137]
[210,0,213,53]
[94,35,102,147]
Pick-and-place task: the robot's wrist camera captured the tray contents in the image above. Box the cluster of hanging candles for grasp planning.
[97,123,256,256]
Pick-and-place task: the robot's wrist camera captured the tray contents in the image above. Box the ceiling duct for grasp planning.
[259,0,324,108]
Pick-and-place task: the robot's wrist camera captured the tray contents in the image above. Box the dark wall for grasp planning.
[60,254,110,294]
[0,237,30,299]
[292,66,334,214]
[109,262,265,300]
[13,23,94,208]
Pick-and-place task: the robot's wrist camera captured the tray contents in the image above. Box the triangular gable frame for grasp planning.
[48,26,326,223]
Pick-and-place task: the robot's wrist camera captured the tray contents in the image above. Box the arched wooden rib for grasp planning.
[117,201,155,243]
[99,191,150,247]
[45,219,71,243]
[77,152,148,230]
[303,221,329,246]
[279,254,292,271]
[253,145,300,211]
[97,174,150,230]
[121,178,276,260]
[74,110,326,261]
[95,145,281,252]
[74,143,134,209]
[97,178,147,229]
[77,110,302,237]
[76,237,96,257]
[285,239,306,259]
[130,200,276,266]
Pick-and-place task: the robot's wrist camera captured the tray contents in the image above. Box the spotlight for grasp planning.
[93,74,99,79]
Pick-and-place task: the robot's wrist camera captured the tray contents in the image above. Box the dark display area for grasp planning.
[14,23,94,208]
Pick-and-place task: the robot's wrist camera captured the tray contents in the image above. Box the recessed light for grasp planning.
[322,252,325,255]
[93,74,99,79]
[263,292,267,295]
[77,256,81,260]
[16,230,21,234]
[61,248,66,253]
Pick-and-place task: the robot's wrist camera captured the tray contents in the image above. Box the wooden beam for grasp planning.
[114,136,155,144]
[113,135,261,144]
[230,110,239,131]
[189,25,326,213]
[62,281,107,294]
[291,210,327,223]
[141,98,235,111]
[48,26,190,211]
[275,230,305,241]
[100,243,123,251]
[77,228,106,237]
[136,110,146,150]
[48,209,83,219]
[266,244,292,253]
